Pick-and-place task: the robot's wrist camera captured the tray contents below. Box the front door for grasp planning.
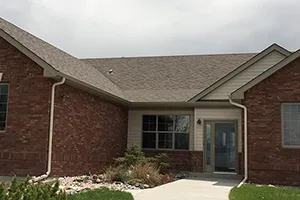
[204,121,237,173]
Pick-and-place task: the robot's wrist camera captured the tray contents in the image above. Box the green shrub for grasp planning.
[114,145,170,170]
[109,145,171,186]
[0,176,66,200]
[0,183,6,200]
[114,145,148,168]
[151,153,170,171]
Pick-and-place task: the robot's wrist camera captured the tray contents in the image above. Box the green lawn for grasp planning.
[67,188,133,200]
[229,184,300,200]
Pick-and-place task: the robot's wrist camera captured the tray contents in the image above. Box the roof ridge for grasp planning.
[81,52,257,60]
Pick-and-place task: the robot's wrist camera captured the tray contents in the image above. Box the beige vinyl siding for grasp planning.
[127,109,194,150]
[194,108,242,152]
[203,51,285,100]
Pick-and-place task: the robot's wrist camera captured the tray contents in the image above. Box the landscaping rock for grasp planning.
[50,175,141,195]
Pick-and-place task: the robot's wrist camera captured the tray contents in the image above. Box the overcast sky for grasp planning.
[1,0,299,58]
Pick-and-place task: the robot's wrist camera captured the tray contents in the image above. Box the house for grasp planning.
[1,17,300,186]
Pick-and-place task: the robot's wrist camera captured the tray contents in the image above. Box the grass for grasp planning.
[67,188,133,200]
[229,184,300,200]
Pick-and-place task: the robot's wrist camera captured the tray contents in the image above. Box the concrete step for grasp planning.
[188,172,243,180]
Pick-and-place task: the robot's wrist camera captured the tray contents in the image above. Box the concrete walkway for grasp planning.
[128,178,239,200]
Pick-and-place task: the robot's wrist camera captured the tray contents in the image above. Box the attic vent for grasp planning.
[108,69,113,74]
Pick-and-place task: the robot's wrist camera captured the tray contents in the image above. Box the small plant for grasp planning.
[107,145,171,187]
[114,145,148,168]
[127,178,143,185]
[151,153,171,171]
[104,166,131,183]
[131,163,162,187]
[0,182,6,200]
[114,145,170,170]
[0,176,66,200]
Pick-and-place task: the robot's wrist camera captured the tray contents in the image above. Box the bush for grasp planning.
[131,163,162,187]
[107,145,171,187]
[114,145,170,170]
[114,145,148,168]
[104,166,131,183]
[0,176,66,200]
[150,153,170,171]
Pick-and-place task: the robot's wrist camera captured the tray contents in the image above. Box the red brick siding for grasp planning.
[0,37,128,177]
[0,37,51,176]
[143,150,203,172]
[243,56,300,186]
[51,85,128,176]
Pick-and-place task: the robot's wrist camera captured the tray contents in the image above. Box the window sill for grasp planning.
[282,145,300,149]
[142,148,190,152]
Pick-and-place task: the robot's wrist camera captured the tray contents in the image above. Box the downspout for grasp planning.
[34,77,65,182]
[228,95,247,188]
[194,108,197,151]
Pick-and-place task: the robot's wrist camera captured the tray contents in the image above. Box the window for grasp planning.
[142,115,189,150]
[0,84,8,131]
[282,103,300,147]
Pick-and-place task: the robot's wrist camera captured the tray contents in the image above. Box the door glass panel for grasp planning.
[215,123,236,172]
[205,123,211,165]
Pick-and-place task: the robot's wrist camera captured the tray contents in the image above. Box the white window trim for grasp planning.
[281,103,300,148]
[142,115,190,150]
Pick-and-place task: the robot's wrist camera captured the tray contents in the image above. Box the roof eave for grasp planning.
[128,100,236,108]
[0,29,130,105]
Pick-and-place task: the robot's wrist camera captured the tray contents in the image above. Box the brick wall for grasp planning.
[51,85,128,176]
[243,56,300,186]
[0,37,128,177]
[143,150,203,172]
[0,37,51,176]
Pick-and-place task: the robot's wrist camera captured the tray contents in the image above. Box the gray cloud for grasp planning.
[1,0,299,58]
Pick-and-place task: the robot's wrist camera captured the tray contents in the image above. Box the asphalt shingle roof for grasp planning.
[1,17,256,103]
[0,18,126,100]
[82,54,256,102]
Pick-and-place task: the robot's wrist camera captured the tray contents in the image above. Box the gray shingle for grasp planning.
[1,17,256,103]
[82,53,256,102]
[0,18,126,100]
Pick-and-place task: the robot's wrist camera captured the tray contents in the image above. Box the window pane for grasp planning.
[0,121,5,130]
[282,104,300,146]
[175,133,189,150]
[0,94,7,103]
[142,115,156,131]
[289,120,300,145]
[0,85,8,94]
[0,103,7,112]
[158,133,173,149]
[206,124,211,164]
[0,85,8,131]
[174,116,189,132]
[142,132,156,148]
[158,115,173,131]
[0,113,6,121]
